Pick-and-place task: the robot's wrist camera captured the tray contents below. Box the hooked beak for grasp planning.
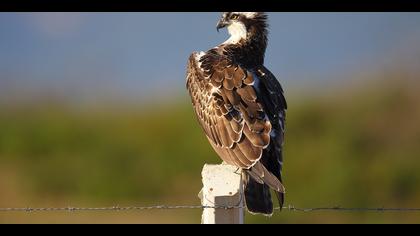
[216,19,228,32]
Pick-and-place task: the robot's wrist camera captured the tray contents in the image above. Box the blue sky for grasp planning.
[1,13,420,102]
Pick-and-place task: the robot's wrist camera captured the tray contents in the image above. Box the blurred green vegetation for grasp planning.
[1,77,420,223]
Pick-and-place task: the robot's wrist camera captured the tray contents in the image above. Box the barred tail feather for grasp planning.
[244,162,285,215]
[244,172,273,215]
[248,162,285,193]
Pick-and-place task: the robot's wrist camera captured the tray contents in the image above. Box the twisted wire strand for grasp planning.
[1,205,420,213]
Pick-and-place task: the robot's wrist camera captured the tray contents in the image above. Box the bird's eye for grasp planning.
[231,14,239,20]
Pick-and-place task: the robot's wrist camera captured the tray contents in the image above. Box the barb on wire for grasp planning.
[1,205,420,213]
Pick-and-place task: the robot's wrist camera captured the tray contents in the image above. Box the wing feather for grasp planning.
[186,52,271,168]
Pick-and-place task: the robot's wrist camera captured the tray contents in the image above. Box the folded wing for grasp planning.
[186,51,272,169]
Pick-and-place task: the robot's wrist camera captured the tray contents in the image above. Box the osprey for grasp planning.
[186,12,287,215]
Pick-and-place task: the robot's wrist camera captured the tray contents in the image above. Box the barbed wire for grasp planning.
[1,205,420,213]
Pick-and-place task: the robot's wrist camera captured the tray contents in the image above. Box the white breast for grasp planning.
[223,22,247,45]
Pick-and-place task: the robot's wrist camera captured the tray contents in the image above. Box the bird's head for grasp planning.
[216,12,268,43]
